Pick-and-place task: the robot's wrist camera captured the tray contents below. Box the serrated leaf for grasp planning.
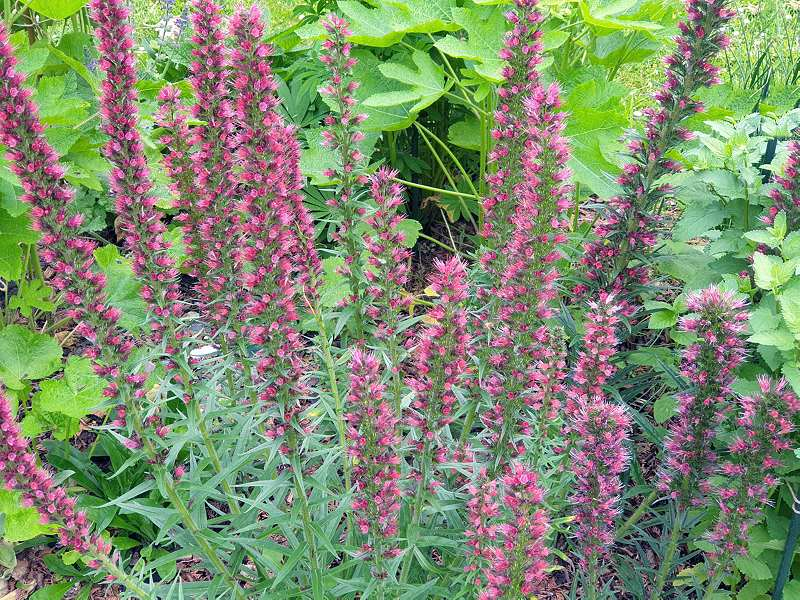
[779,279,800,338]
[397,219,422,248]
[0,325,62,390]
[434,6,507,82]
[365,50,448,114]
[744,229,781,248]
[748,328,796,351]
[674,202,729,241]
[752,252,796,291]
[35,356,106,419]
[733,555,772,580]
[0,489,57,543]
[653,395,678,424]
[93,245,147,332]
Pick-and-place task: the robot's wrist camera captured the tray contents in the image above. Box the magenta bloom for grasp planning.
[564,294,622,415]
[363,168,412,336]
[0,22,133,382]
[577,0,734,309]
[466,464,550,598]
[766,141,800,228]
[659,287,748,504]
[346,350,402,571]
[0,391,109,557]
[476,0,571,467]
[481,0,546,253]
[407,256,470,446]
[707,377,800,564]
[91,0,183,341]
[569,399,631,566]
[319,14,369,328]
[185,0,241,326]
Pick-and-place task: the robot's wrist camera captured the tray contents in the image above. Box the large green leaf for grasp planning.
[352,50,418,132]
[29,0,88,20]
[448,116,481,151]
[35,356,106,419]
[673,202,729,241]
[752,252,797,292]
[300,127,380,185]
[434,5,507,82]
[565,108,625,198]
[365,50,449,114]
[0,325,62,390]
[579,0,664,32]
[0,490,56,543]
[779,279,800,339]
[93,245,147,332]
[384,0,459,34]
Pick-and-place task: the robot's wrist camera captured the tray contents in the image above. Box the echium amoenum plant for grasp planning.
[576,0,734,314]
[2,0,792,597]
[475,0,572,471]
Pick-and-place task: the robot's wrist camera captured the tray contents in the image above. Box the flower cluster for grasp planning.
[466,465,550,598]
[185,0,241,326]
[345,350,402,572]
[363,168,412,338]
[228,5,307,406]
[564,295,622,415]
[0,391,109,557]
[707,376,800,564]
[659,287,748,504]
[91,0,183,342]
[480,0,546,255]
[0,23,132,383]
[407,257,470,447]
[477,0,571,467]
[569,398,631,567]
[766,140,800,228]
[576,0,734,310]
[320,14,369,328]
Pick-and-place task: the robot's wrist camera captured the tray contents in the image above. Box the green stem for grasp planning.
[399,439,432,584]
[288,429,325,599]
[393,178,479,200]
[703,570,727,600]
[162,474,246,599]
[193,401,241,515]
[616,489,658,539]
[650,513,682,600]
[418,232,457,254]
[97,554,154,600]
[587,555,600,600]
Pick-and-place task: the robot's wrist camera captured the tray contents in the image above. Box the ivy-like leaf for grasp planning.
[434,6,507,82]
[365,50,449,114]
[35,356,106,419]
[93,245,147,332]
[8,279,55,317]
[0,325,62,390]
[0,490,57,543]
[778,279,800,339]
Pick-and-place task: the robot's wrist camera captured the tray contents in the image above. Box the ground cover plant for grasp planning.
[2,0,800,599]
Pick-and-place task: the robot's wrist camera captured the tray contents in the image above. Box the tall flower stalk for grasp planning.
[363,168,412,408]
[477,0,571,471]
[702,377,800,597]
[406,257,470,515]
[91,0,183,344]
[576,0,733,309]
[659,287,748,504]
[650,287,747,600]
[320,14,369,337]
[185,0,241,330]
[346,350,402,591]
[466,464,550,599]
